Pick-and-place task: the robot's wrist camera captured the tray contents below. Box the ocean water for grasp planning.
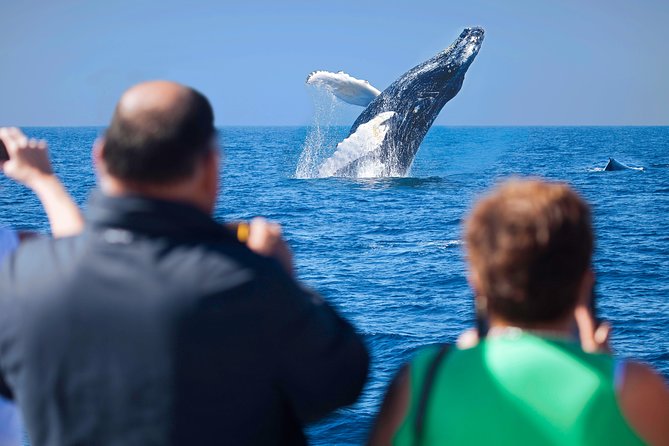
[1,126,668,445]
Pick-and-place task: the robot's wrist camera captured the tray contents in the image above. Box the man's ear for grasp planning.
[93,138,106,176]
[202,149,219,185]
[199,148,220,214]
[93,139,116,194]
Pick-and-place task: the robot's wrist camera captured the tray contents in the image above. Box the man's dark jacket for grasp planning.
[0,194,369,445]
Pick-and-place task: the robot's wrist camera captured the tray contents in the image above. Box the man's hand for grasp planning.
[0,127,54,189]
[246,217,294,276]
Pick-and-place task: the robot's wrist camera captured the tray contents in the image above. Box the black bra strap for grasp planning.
[414,344,450,446]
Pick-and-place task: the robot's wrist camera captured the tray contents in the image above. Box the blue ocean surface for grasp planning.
[1,126,668,445]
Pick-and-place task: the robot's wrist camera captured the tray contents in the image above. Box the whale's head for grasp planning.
[443,27,485,75]
[398,27,484,111]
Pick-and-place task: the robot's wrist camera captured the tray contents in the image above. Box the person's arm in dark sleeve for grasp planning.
[0,374,13,401]
[0,250,17,402]
[267,272,369,423]
[242,219,368,421]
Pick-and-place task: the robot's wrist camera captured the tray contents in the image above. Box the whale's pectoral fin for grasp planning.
[306,70,381,107]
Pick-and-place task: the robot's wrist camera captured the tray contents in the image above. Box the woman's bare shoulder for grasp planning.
[619,361,669,446]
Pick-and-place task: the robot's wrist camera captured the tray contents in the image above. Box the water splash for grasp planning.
[298,76,428,178]
[295,87,340,179]
[296,80,363,178]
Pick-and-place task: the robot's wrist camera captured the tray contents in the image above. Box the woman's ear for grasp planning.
[467,268,482,296]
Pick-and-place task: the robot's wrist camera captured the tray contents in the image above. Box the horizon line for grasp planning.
[11,124,669,129]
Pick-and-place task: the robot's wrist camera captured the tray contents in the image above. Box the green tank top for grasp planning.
[393,331,646,446]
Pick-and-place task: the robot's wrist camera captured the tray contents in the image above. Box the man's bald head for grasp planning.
[103,81,215,184]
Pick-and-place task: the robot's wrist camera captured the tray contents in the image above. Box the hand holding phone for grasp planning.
[233,218,294,276]
[0,127,53,187]
[574,303,611,353]
[0,139,9,162]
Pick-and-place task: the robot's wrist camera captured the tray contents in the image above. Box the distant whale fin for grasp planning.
[604,157,645,171]
[306,70,381,107]
[318,111,396,177]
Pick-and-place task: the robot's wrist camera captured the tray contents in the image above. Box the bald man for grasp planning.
[0,81,369,446]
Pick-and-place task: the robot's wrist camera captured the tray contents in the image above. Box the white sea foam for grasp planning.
[306,71,381,107]
[318,111,396,178]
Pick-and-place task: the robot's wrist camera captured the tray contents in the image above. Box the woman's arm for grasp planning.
[368,365,411,446]
[619,362,669,446]
[0,127,83,237]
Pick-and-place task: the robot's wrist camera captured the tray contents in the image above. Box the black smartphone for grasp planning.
[474,296,490,338]
[0,139,8,162]
[572,276,601,340]
[590,284,600,327]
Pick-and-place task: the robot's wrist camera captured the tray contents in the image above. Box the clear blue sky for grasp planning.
[1,0,668,126]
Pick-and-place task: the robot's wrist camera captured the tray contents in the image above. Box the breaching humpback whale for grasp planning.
[307,27,484,177]
[604,158,644,171]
